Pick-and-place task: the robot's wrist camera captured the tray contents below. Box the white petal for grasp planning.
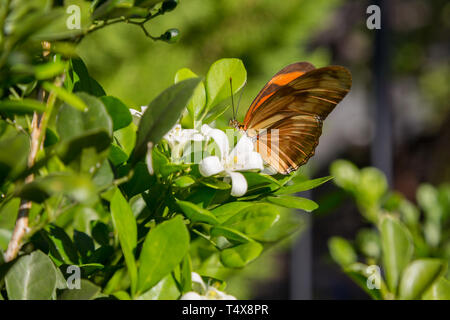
[140,106,148,113]
[239,151,264,171]
[180,292,205,300]
[130,109,143,117]
[145,142,154,175]
[201,124,229,160]
[199,156,224,177]
[227,170,247,197]
[192,133,205,141]
[230,135,254,158]
[191,272,206,293]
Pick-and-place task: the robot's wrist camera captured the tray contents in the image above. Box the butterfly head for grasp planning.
[229,118,246,131]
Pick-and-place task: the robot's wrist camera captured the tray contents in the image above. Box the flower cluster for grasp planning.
[180,273,236,300]
[135,106,264,197]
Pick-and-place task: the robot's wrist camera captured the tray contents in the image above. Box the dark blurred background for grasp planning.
[77,0,450,299]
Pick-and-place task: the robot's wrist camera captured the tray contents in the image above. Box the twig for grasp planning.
[4,108,42,262]
[4,74,63,262]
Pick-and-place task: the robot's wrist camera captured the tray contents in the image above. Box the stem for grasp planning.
[4,74,63,262]
[4,110,42,262]
[84,10,162,40]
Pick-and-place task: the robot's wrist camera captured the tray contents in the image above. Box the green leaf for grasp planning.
[138,216,189,293]
[211,202,253,223]
[5,251,57,300]
[17,173,97,204]
[91,221,111,246]
[358,167,388,203]
[56,93,112,165]
[113,291,132,300]
[328,236,357,268]
[180,255,192,293]
[211,226,252,243]
[110,188,138,295]
[205,58,246,111]
[356,229,381,259]
[92,160,114,190]
[0,131,29,185]
[266,195,318,212]
[256,210,305,242]
[220,241,263,268]
[398,259,447,300]
[222,203,279,238]
[0,99,46,113]
[71,58,106,97]
[100,96,132,131]
[203,103,231,124]
[34,60,66,80]
[330,160,360,191]
[175,68,206,123]
[136,275,180,300]
[200,177,231,190]
[73,230,95,261]
[59,279,101,300]
[42,82,87,111]
[422,277,450,300]
[274,176,333,195]
[379,215,414,293]
[173,175,196,188]
[104,267,130,295]
[133,77,202,160]
[177,200,220,225]
[242,172,282,189]
[45,224,79,265]
[57,92,112,141]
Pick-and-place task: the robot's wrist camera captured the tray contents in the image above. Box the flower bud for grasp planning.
[161,0,179,13]
[160,28,180,43]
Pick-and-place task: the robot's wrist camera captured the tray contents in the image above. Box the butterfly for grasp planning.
[230,62,352,174]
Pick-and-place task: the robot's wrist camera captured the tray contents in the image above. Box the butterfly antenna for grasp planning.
[235,80,246,120]
[230,77,235,120]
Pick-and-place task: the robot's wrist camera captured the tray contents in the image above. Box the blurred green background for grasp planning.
[76,0,450,299]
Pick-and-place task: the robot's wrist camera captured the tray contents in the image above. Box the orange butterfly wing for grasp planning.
[242,62,352,174]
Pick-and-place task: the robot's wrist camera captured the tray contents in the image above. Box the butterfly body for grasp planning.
[234,62,352,174]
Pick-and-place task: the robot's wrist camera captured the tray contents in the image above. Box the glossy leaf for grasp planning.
[220,241,263,268]
[379,215,414,293]
[175,68,206,123]
[133,77,201,160]
[177,200,219,225]
[266,195,318,212]
[5,251,57,300]
[138,216,189,293]
[422,277,450,300]
[205,58,246,111]
[0,99,46,113]
[222,203,279,238]
[328,237,357,267]
[274,176,333,195]
[17,173,97,204]
[398,259,447,300]
[59,279,101,300]
[100,96,132,131]
[110,188,138,295]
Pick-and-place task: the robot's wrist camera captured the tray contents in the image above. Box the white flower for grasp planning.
[180,272,236,300]
[199,124,263,197]
[130,106,147,125]
[163,124,205,162]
